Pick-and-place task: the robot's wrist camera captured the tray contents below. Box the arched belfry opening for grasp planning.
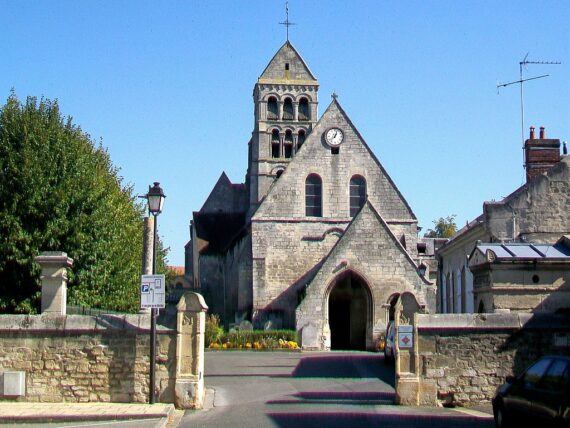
[328,271,371,350]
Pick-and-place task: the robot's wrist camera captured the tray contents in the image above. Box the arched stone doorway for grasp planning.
[328,271,371,350]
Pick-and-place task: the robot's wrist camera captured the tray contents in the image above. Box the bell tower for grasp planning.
[247,41,319,215]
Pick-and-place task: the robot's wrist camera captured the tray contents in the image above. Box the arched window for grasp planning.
[271,130,280,158]
[275,169,284,178]
[305,174,322,217]
[298,97,309,121]
[297,130,306,150]
[267,97,278,120]
[284,130,293,158]
[349,175,366,217]
[283,98,293,120]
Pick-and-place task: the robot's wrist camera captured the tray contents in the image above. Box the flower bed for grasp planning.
[208,329,299,350]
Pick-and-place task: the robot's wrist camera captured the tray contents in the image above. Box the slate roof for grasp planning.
[474,239,570,261]
[193,211,246,254]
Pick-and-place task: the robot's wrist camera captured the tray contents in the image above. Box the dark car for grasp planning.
[492,355,570,427]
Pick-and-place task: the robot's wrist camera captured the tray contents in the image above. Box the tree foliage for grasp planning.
[424,215,457,238]
[0,93,165,313]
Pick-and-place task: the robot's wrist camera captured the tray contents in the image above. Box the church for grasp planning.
[185,40,436,350]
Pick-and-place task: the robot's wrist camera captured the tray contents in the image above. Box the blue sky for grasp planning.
[2,1,568,266]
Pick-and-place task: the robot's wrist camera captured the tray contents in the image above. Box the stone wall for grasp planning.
[0,314,175,403]
[395,312,570,407]
[0,292,207,408]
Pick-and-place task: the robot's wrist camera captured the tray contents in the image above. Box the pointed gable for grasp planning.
[297,201,429,324]
[253,98,416,221]
[321,201,425,281]
[200,172,247,214]
[258,41,317,84]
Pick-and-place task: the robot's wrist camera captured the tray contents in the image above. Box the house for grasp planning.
[468,236,570,313]
[437,127,569,313]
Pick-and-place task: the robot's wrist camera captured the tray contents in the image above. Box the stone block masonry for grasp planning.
[0,291,207,408]
[0,314,175,403]
[395,312,570,407]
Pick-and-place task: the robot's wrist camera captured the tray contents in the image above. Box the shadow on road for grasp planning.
[267,391,395,405]
[266,412,493,428]
[291,353,394,386]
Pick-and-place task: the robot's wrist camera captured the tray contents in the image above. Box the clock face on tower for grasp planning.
[325,127,344,147]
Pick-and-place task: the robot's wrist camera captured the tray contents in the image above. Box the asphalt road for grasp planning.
[180,351,494,428]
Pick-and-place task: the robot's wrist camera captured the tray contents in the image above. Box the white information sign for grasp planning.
[398,325,414,349]
[140,274,166,309]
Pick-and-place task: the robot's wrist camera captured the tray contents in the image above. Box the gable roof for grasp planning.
[327,98,417,220]
[253,98,417,221]
[192,211,246,255]
[200,172,247,214]
[258,41,317,84]
[304,200,430,291]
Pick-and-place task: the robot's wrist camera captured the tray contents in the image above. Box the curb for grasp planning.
[0,403,176,424]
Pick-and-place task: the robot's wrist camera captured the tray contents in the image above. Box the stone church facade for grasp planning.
[186,41,435,350]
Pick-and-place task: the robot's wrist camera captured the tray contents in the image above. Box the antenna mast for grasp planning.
[497,54,561,168]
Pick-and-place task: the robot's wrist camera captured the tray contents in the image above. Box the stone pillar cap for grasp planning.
[177,292,208,312]
[35,252,74,267]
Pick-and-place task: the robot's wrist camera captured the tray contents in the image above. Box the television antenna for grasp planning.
[497,54,561,167]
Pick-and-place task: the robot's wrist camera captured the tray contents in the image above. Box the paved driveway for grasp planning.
[180,351,493,428]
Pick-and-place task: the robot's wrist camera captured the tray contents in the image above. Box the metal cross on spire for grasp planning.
[279,1,296,42]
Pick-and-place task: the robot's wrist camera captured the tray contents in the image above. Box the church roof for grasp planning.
[193,211,246,255]
[199,172,247,214]
[301,200,431,304]
[258,41,317,84]
[253,97,417,221]
[325,98,418,221]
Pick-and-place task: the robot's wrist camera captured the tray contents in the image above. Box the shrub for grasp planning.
[205,314,224,346]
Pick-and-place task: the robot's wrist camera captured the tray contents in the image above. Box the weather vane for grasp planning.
[279,1,296,42]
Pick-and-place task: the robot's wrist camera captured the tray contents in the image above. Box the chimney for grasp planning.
[524,125,561,183]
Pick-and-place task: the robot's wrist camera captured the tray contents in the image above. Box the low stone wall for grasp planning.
[395,312,570,407]
[0,292,207,408]
[0,314,175,403]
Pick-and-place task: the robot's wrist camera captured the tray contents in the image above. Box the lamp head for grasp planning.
[147,182,165,215]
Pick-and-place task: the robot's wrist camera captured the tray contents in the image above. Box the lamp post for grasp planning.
[145,182,165,405]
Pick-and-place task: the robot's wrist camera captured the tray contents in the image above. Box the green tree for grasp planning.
[0,93,166,313]
[424,215,457,238]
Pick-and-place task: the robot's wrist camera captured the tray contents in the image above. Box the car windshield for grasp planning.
[541,359,569,392]
[523,357,552,388]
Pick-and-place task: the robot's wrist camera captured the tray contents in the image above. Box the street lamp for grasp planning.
[145,182,165,405]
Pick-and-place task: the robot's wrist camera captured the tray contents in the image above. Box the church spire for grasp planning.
[279,1,295,42]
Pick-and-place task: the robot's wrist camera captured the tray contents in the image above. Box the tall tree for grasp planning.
[0,93,163,313]
[424,215,457,238]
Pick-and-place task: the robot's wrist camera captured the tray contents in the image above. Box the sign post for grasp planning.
[141,274,165,404]
[141,275,166,309]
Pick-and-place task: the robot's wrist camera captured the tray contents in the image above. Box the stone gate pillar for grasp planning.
[174,292,208,409]
[35,251,73,316]
[394,298,421,405]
